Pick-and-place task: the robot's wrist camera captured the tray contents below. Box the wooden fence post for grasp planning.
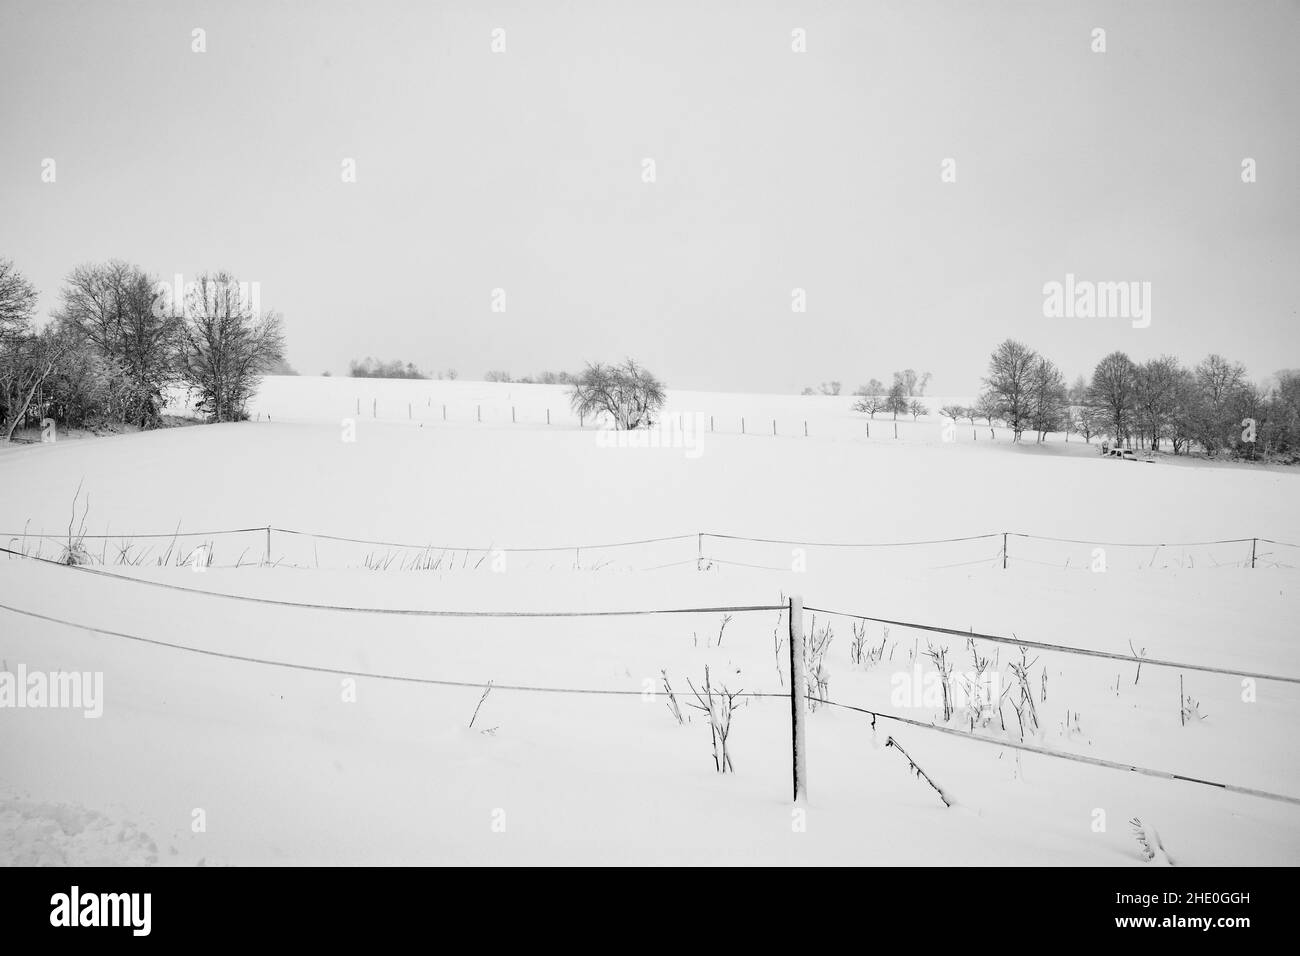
[789,595,807,803]
[547,409,550,425]
[265,526,272,566]
[372,398,376,418]
[442,404,446,421]
[697,532,703,570]
[1251,538,1257,568]
[742,417,745,435]
[804,420,808,437]
[1002,532,1008,570]
[477,405,481,423]
[355,398,360,415]
[772,419,776,436]
[512,406,516,423]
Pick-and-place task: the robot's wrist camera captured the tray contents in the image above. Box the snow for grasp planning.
[1,376,1298,865]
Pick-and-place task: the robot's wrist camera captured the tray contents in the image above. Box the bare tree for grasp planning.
[177,272,285,422]
[885,379,909,420]
[1076,404,1103,444]
[897,369,931,397]
[569,358,665,429]
[1,325,73,442]
[1089,351,1137,446]
[908,398,929,421]
[55,260,179,427]
[852,378,886,418]
[983,339,1037,441]
[1188,353,1248,456]
[1028,356,1067,442]
[1133,355,1183,451]
[0,258,38,343]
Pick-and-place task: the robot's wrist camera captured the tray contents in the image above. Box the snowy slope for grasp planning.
[1,377,1297,865]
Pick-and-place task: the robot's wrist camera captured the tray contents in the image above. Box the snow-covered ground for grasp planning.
[2,377,1298,865]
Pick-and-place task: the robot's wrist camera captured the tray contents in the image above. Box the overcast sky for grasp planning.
[1,0,1295,394]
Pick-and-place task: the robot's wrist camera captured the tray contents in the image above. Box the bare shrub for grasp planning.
[850,622,889,669]
[1008,644,1040,740]
[686,665,743,773]
[924,641,954,722]
[803,616,832,711]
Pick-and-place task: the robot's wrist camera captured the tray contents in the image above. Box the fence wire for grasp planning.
[1,597,1297,807]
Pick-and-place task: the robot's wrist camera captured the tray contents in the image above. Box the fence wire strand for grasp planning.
[2,598,1296,807]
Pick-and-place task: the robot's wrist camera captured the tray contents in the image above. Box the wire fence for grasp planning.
[0,590,1296,807]
[3,523,1296,572]
[4,540,1300,808]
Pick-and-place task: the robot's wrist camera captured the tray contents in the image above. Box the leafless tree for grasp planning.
[54,260,179,427]
[177,272,285,422]
[852,378,886,417]
[0,257,38,343]
[885,380,909,420]
[983,339,1037,441]
[1,328,72,441]
[896,368,931,397]
[1027,356,1067,442]
[1133,355,1183,451]
[568,358,665,429]
[1089,351,1137,446]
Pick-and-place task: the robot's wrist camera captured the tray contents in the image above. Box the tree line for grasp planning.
[0,257,285,441]
[971,339,1299,459]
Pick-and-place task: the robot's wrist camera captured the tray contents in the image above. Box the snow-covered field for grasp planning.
[2,376,1298,865]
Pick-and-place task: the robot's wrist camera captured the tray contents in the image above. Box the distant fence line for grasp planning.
[4,524,1296,553]
[2,524,1296,574]
[262,399,1071,444]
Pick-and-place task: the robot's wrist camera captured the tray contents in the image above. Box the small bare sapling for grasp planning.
[661,669,685,725]
[468,681,497,734]
[1008,643,1040,740]
[686,665,744,773]
[803,616,833,710]
[885,736,952,807]
[924,641,954,722]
